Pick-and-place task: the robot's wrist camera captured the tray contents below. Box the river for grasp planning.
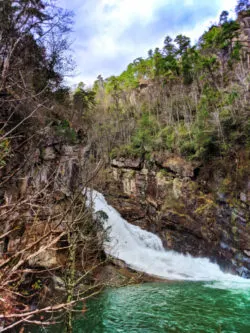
[31,190,250,332]
[33,281,250,332]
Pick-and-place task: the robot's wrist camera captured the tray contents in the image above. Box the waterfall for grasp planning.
[86,190,250,283]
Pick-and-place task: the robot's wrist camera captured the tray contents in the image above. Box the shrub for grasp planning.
[54,120,77,144]
[110,144,143,159]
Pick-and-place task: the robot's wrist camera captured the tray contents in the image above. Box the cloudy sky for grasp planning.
[59,0,237,86]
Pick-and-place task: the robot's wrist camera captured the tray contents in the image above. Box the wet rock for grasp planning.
[111,258,128,268]
[236,266,250,278]
[244,250,250,257]
[106,149,250,278]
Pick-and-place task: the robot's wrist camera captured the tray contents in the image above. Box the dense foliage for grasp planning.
[91,5,250,162]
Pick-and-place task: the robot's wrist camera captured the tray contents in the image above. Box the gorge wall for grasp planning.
[103,151,250,278]
[0,125,87,268]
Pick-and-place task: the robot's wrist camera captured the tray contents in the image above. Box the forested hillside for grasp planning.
[87,2,250,283]
[0,0,250,332]
[90,5,250,164]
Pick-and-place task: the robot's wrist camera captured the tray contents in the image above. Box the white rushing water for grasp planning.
[86,190,250,284]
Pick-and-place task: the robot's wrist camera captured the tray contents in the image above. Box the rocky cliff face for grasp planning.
[238,11,250,67]
[104,151,250,278]
[0,125,90,269]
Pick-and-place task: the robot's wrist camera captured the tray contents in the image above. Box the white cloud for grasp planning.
[60,0,238,86]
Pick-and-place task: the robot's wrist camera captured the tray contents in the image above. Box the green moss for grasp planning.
[157,169,174,178]
[232,226,238,235]
[219,177,232,194]
[195,197,217,216]
[187,181,199,192]
[32,279,43,290]
[126,170,136,179]
[163,194,186,212]
[168,210,189,219]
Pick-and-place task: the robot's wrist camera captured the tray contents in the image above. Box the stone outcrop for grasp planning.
[111,157,142,170]
[0,126,88,269]
[105,151,250,278]
[152,152,198,178]
[238,11,250,67]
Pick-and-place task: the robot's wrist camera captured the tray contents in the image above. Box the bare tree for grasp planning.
[0,145,106,332]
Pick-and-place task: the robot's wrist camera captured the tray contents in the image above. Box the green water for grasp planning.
[33,282,250,333]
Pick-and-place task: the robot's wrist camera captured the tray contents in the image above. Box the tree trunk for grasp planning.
[65,232,77,333]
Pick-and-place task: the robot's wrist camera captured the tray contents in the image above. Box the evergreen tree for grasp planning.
[0,0,73,92]
[235,0,250,13]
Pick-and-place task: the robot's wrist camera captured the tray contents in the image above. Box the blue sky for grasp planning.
[59,0,237,86]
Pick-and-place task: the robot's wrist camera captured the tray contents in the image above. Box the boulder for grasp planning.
[29,249,58,269]
[152,153,196,178]
[111,158,142,170]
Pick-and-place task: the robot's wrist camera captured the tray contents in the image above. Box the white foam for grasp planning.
[86,189,250,285]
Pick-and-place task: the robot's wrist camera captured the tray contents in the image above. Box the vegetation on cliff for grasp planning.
[0,0,250,332]
[84,2,250,282]
[87,0,250,281]
[90,5,250,164]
